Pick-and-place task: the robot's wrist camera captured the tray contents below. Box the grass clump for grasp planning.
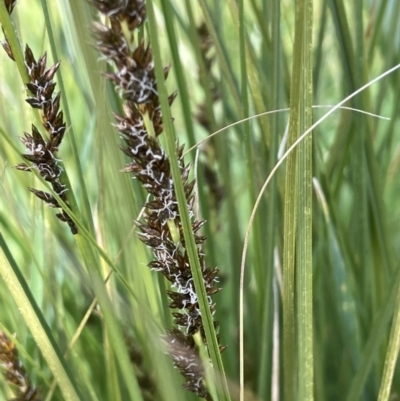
[0,1,400,401]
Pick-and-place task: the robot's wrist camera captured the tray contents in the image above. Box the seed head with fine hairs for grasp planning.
[15,47,77,234]
[90,1,224,398]
[1,3,77,234]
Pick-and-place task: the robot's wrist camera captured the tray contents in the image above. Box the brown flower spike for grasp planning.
[125,333,156,401]
[0,331,42,401]
[1,4,77,234]
[90,1,223,398]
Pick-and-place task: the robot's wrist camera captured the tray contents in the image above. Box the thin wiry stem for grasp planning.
[239,63,400,400]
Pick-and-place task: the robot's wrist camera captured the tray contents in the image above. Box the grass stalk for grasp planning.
[147,2,230,400]
[39,0,95,234]
[0,1,29,83]
[295,0,314,399]
[0,233,83,401]
[377,284,400,401]
[1,2,400,401]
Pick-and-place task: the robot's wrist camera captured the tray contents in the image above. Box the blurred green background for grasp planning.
[1,1,400,400]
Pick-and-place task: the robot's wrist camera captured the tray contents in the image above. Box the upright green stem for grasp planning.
[0,2,42,130]
[257,0,281,398]
[0,234,84,401]
[146,2,230,400]
[40,0,95,235]
[283,0,313,400]
[295,0,314,399]
[0,2,28,81]
[377,283,400,401]
[238,0,264,304]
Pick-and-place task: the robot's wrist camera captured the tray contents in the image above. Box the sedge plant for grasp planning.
[0,1,400,401]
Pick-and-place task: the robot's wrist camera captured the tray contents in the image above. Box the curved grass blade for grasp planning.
[74,235,145,401]
[0,233,84,401]
[147,2,231,400]
[314,179,362,370]
[40,0,95,235]
[345,262,400,401]
[377,285,400,401]
[0,2,42,130]
[159,0,220,272]
[0,2,29,84]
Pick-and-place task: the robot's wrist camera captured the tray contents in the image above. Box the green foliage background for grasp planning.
[0,1,400,401]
